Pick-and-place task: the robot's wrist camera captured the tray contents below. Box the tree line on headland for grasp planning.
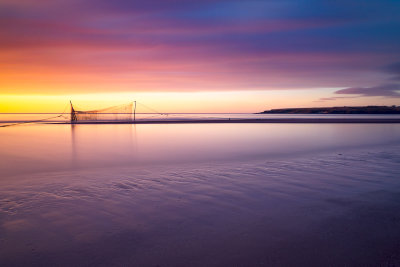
[260,106,400,114]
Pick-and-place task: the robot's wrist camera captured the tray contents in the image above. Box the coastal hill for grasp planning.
[260,106,400,114]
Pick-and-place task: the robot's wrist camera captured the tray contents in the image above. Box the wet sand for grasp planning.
[1,123,400,266]
[1,147,400,266]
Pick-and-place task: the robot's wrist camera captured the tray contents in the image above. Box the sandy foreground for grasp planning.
[1,144,400,266]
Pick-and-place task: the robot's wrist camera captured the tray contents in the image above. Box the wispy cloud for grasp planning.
[318,96,358,101]
[334,84,400,97]
[383,62,400,81]
[1,0,400,94]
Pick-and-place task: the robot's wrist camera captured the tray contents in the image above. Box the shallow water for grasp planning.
[2,112,400,124]
[1,123,400,266]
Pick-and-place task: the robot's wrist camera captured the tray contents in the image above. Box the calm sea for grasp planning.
[2,112,400,124]
[1,122,400,266]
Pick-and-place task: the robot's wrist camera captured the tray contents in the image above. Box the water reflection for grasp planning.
[0,123,400,177]
[71,124,77,167]
[70,123,137,169]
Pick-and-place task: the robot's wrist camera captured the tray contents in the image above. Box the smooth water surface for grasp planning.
[2,113,400,124]
[1,123,400,266]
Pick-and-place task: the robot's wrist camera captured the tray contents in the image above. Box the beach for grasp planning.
[1,123,400,266]
[3,0,400,265]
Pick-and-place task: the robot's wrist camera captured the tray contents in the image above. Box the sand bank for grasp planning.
[60,118,400,124]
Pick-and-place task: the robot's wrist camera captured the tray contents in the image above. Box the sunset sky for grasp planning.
[1,0,399,112]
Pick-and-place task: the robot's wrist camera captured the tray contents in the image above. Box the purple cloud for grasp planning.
[335,84,400,97]
[1,0,400,94]
[318,96,358,101]
[383,62,400,81]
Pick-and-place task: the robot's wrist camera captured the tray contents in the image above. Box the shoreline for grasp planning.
[3,118,400,127]
[58,118,400,124]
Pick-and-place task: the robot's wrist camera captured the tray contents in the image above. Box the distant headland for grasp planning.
[260,106,400,114]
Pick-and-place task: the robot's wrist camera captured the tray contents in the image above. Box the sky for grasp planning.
[1,0,400,112]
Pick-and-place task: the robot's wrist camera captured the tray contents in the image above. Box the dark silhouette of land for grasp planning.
[260,106,400,114]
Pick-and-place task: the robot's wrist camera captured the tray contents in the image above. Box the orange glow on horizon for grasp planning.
[1,90,397,114]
